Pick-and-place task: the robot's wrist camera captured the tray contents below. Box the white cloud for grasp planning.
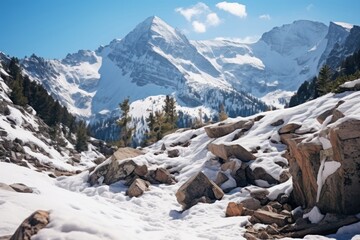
[306,4,314,11]
[216,1,247,18]
[206,13,221,26]
[175,2,209,22]
[259,14,271,20]
[192,21,207,33]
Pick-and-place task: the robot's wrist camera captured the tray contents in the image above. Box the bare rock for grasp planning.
[208,143,256,162]
[240,198,261,210]
[330,109,345,123]
[215,172,229,186]
[245,166,278,186]
[127,178,150,197]
[176,172,224,209]
[253,209,289,227]
[167,149,180,158]
[153,168,175,184]
[9,183,33,193]
[226,202,244,217]
[205,120,253,138]
[271,119,284,127]
[278,123,301,134]
[134,164,148,177]
[250,188,269,201]
[10,210,49,240]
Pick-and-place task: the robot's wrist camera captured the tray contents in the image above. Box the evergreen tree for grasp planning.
[163,95,178,128]
[75,121,89,152]
[10,72,28,106]
[117,97,133,147]
[317,65,332,96]
[218,104,228,121]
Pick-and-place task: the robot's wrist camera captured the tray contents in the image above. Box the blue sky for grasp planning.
[2,0,360,59]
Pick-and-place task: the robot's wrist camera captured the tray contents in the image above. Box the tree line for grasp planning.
[289,49,360,107]
[3,57,89,152]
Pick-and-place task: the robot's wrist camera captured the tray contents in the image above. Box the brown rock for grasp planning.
[153,168,175,184]
[10,210,49,240]
[318,119,360,214]
[208,143,256,162]
[167,149,180,158]
[9,183,33,193]
[240,198,261,210]
[176,172,224,209]
[278,123,302,134]
[250,188,269,200]
[330,109,344,123]
[245,166,278,186]
[271,119,284,127]
[226,202,244,217]
[253,209,289,227]
[127,178,150,197]
[134,165,148,177]
[112,147,144,161]
[317,109,334,124]
[205,120,253,138]
[215,172,229,186]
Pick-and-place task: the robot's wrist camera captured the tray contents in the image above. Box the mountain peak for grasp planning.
[122,16,185,46]
[332,21,354,32]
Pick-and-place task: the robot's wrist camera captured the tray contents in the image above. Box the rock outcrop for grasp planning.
[10,210,49,240]
[89,147,145,185]
[204,120,253,138]
[208,143,256,162]
[176,172,224,209]
[283,117,360,215]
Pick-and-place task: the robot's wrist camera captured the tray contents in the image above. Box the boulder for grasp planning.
[215,172,229,186]
[226,202,244,217]
[240,198,261,210]
[284,118,360,215]
[271,119,284,126]
[10,210,49,240]
[245,166,278,186]
[134,164,148,177]
[89,159,137,185]
[252,209,290,227]
[278,123,302,134]
[205,120,253,138]
[167,149,180,158]
[233,164,248,187]
[89,147,145,185]
[127,178,150,197]
[112,147,144,161]
[9,183,33,193]
[153,168,175,184]
[208,143,256,162]
[250,188,269,201]
[176,172,224,209]
[318,119,360,214]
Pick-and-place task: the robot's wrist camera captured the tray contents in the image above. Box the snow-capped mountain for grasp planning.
[18,16,359,141]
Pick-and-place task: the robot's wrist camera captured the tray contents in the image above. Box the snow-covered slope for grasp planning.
[194,20,329,96]
[1,82,360,239]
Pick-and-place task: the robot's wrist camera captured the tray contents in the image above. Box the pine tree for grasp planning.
[75,121,89,152]
[218,104,228,121]
[10,72,28,106]
[317,65,332,96]
[117,97,133,147]
[163,95,178,128]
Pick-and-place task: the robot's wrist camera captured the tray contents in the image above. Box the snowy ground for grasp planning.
[1,88,360,239]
